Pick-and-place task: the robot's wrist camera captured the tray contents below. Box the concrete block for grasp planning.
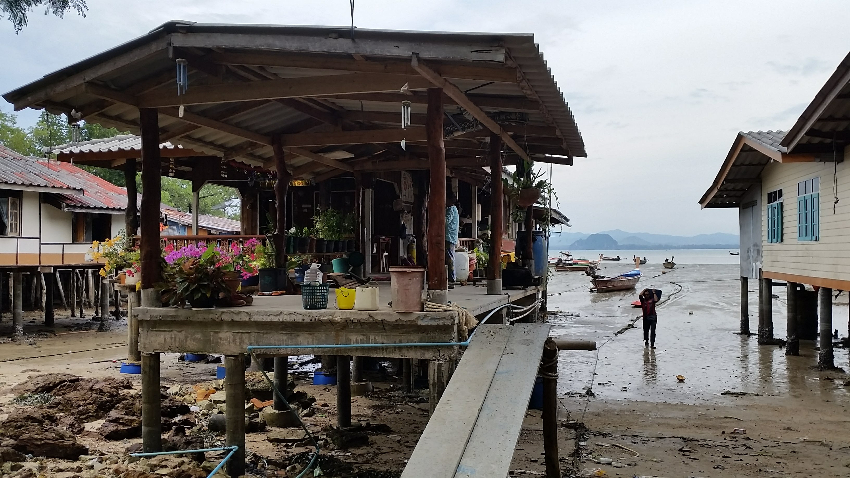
[350,382,373,396]
[261,408,300,428]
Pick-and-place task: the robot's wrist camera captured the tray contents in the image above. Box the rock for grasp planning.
[327,428,369,449]
[246,418,266,433]
[197,400,215,411]
[163,427,205,464]
[161,396,191,418]
[10,373,80,395]
[167,385,182,396]
[0,409,87,459]
[0,446,25,463]
[208,415,227,433]
[208,391,227,404]
[50,377,134,422]
[98,410,141,440]
[261,408,300,428]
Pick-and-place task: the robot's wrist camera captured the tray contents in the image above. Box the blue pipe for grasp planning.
[130,446,238,478]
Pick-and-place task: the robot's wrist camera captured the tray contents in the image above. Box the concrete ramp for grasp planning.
[401,323,551,478]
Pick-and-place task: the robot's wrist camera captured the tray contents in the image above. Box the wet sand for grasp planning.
[1,264,850,476]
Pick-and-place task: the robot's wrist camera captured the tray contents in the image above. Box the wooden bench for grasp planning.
[401,323,551,478]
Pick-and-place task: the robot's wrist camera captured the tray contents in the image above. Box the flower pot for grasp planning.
[336,240,346,252]
[324,241,334,253]
[517,188,541,207]
[241,274,259,287]
[258,268,277,292]
[117,272,127,285]
[124,270,140,286]
[286,236,296,254]
[223,271,241,295]
[345,239,355,252]
[315,239,325,253]
[188,294,215,309]
[308,237,316,253]
[297,237,309,253]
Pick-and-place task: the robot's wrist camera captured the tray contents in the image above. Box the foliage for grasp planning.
[474,246,489,271]
[252,240,277,270]
[89,231,138,277]
[159,177,240,220]
[159,243,227,306]
[0,109,33,154]
[502,160,558,229]
[313,208,355,240]
[2,0,87,33]
[214,238,260,279]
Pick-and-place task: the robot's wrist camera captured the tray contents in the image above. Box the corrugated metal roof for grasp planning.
[160,204,241,233]
[52,134,184,154]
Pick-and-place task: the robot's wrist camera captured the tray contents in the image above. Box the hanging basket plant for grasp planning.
[516,188,541,207]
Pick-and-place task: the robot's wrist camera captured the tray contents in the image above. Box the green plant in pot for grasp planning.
[503,160,556,227]
[159,243,227,308]
[252,239,279,293]
[314,208,348,252]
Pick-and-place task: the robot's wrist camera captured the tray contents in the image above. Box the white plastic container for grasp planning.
[454,250,470,283]
[304,263,322,284]
[354,286,379,311]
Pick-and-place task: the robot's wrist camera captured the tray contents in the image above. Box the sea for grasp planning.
[545,248,850,405]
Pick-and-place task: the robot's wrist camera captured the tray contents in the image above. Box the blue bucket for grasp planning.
[120,362,141,374]
[184,353,206,362]
[529,376,544,410]
[216,365,226,379]
[312,370,337,386]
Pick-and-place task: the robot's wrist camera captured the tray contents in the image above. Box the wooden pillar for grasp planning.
[239,188,260,235]
[225,355,246,477]
[273,356,289,411]
[758,276,773,345]
[403,358,413,393]
[364,187,374,275]
[141,352,161,452]
[819,287,834,369]
[272,136,291,271]
[337,355,352,428]
[428,360,449,415]
[124,159,138,236]
[786,282,799,355]
[471,186,479,240]
[191,188,200,235]
[354,174,363,258]
[426,87,447,302]
[488,133,503,295]
[541,337,559,478]
[12,271,23,339]
[139,108,161,290]
[413,173,427,267]
[44,272,54,326]
[740,276,749,335]
[127,290,140,362]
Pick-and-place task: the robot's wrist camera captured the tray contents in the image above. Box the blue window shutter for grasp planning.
[798,196,805,240]
[777,201,783,242]
[812,193,819,241]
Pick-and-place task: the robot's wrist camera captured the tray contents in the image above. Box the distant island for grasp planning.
[549,229,738,250]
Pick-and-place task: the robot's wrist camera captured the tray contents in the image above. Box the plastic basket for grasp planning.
[301,283,330,310]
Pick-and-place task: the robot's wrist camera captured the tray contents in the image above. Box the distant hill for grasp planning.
[550,228,738,250]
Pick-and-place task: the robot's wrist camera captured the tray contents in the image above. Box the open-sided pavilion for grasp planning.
[4,21,586,476]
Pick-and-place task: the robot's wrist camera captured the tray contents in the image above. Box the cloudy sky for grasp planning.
[2,0,849,236]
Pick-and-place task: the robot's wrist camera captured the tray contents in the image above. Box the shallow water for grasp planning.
[547,261,850,405]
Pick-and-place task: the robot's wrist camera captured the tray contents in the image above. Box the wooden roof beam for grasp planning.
[136,73,432,108]
[279,127,426,147]
[412,54,530,163]
[331,92,540,111]
[284,146,353,172]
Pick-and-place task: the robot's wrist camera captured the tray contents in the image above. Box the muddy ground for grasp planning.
[1,262,850,477]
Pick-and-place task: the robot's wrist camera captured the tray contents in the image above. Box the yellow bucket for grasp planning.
[335,287,356,310]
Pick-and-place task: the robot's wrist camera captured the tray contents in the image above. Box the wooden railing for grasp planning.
[134,235,268,250]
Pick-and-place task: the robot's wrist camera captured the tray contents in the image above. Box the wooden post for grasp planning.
[488,133,503,295]
[240,188,260,235]
[225,355,246,477]
[12,271,23,339]
[273,356,289,411]
[69,270,76,318]
[124,159,138,236]
[403,358,413,393]
[337,355,352,428]
[364,187,374,275]
[426,87,447,302]
[127,290,140,362]
[786,282,799,355]
[758,276,773,345]
[44,272,54,326]
[354,173,363,261]
[428,360,449,415]
[139,108,161,290]
[76,271,84,318]
[818,287,834,369]
[273,136,291,272]
[141,352,161,452]
[191,189,200,235]
[740,276,749,335]
[541,337,559,478]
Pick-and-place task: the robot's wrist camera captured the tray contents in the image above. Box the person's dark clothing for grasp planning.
[639,289,662,346]
[643,315,657,344]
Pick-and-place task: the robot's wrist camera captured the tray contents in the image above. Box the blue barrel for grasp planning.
[532,231,548,277]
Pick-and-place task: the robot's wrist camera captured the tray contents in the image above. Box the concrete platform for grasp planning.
[136,284,540,359]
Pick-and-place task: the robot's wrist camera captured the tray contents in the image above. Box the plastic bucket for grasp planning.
[354,286,379,311]
[389,266,425,312]
[335,287,356,310]
[216,365,226,379]
[313,371,337,385]
[332,257,350,273]
[529,376,543,410]
[120,362,141,374]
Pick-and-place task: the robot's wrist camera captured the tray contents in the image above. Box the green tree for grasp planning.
[158,177,240,220]
[0,108,36,155]
[2,0,87,33]
[29,110,69,153]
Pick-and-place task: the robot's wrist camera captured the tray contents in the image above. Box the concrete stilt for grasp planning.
[818,287,834,369]
[273,356,289,411]
[337,355,352,428]
[786,282,799,356]
[403,358,413,393]
[12,271,23,338]
[69,270,76,318]
[758,277,773,345]
[740,276,749,335]
[44,272,54,326]
[99,279,110,321]
[141,353,161,452]
[225,355,246,478]
[351,356,363,383]
[428,360,450,415]
[541,338,559,478]
[127,291,140,362]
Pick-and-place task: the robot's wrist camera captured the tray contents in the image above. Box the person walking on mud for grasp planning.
[639,288,662,348]
[445,193,459,288]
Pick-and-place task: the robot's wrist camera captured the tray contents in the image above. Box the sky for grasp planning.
[2,0,850,236]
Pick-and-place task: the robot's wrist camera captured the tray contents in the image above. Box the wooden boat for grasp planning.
[729,251,739,256]
[663,256,676,269]
[591,274,640,292]
[601,255,621,261]
[634,256,647,265]
[555,263,595,272]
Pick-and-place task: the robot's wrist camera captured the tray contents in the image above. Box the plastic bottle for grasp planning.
[304,263,322,284]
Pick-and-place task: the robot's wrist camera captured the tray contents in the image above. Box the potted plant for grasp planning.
[503,160,551,208]
[216,238,260,295]
[160,243,227,308]
[252,240,278,292]
[90,231,137,282]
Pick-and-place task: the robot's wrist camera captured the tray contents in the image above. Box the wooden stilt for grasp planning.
[786,282,799,356]
[403,358,413,393]
[273,356,289,411]
[428,360,449,415]
[141,352,161,452]
[125,158,138,236]
[86,270,94,308]
[127,290,140,362]
[12,271,23,339]
[225,355,246,477]
[76,271,84,318]
[337,355,352,428]
[70,269,76,318]
[426,87,447,302]
[488,133,503,295]
[55,272,67,310]
[541,338,559,478]
[140,108,162,291]
[44,273,54,326]
[818,287,834,369]
[758,276,773,345]
[740,276,749,335]
[100,279,110,324]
